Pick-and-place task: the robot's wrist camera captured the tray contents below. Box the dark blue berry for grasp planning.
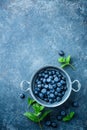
[34,90,38,95]
[72,101,79,107]
[61,80,66,85]
[39,93,44,99]
[58,50,64,56]
[45,120,51,126]
[42,78,46,83]
[20,93,25,99]
[57,97,61,102]
[49,84,53,89]
[57,115,62,121]
[44,84,49,89]
[44,74,48,78]
[37,81,41,85]
[60,111,66,117]
[51,122,57,128]
[57,83,62,87]
[41,88,47,94]
[49,99,53,103]
[54,77,59,82]
[49,93,55,99]
[56,88,61,93]
[58,93,62,97]
[51,80,55,84]
[55,91,58,96]
[47,78,51,83]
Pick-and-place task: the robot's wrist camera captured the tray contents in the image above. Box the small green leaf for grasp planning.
[32,103,44,113]
[28,98,36,106]
[66,55,71,63]
[24,112,39,122]
[39,110,52,121]
[63,112,75,122]
[58,57,66,63]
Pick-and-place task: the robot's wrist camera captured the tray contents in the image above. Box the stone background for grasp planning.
[0,0,87,130]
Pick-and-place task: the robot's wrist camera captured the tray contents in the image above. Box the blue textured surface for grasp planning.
[0,0,87,130]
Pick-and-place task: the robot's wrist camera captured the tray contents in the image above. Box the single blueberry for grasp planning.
[51,122,57,128]
[53,74,56,78]
[34,90,38,95]
[39,93,44,99]
[50,89,55,93]
[58,74,62,78]
[60,111,66,117]
[55,91,58,96]
[47,78,51,83]
[38,84,42,88]
[38,73,42,77]
[45,120,51,126]
[57,115,62,121]
[42,78,46,83]
[57,83,62,87]
[53,84,57,89]
[49,93,55,99]
[72,101,79,107]
[56,97,61,102]
[52,70,55,75]
[44,98,48,102]
[48,71,52,75]
[20,93,25,99]
[49,84,53,89]
[37,81,41,85]
[60,80,66,85]
[41,88,47,94]
[47,91,50,95]
[44,74,48,78]
[56,71,60,75]
[62,76,66,81]
[49,99,53,103]
[51,80,55,84]
[58,50,64,56]
[49,76,53,79]
[44,70,48,74]
[44,84,49,89]
[58,93,62,97]
[56,87,61,93]
[54,77,59,82]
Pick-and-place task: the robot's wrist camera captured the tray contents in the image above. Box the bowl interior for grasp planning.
[30,66,71,107]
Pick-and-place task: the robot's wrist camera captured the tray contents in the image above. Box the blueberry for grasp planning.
[52,70,55,75]
[57,115,62,121]
[56,97,61,102]
[35,87,40,92]
[34,90,38,95]
[48,71,52,75]
[56,71,60,75]
[37,81,41,85]
[49,84,53,89]
[53,84,57,89]
[20,93,25,99]
[44,98,48,102]
[49,99,53,103]
[54,77,59,82]
[58,50,64,56]
[41,88,47,94]
[60,80,66,85]
[61,91,65,96]
[57,83,62,87]
[51,122,57,128]
[72,101,79,107]
[44,70,48,74]
[56,87,61,93]
[39,93,44,99]
[63,86,67,91]
[60,111,66,117]
[55,91,58,96]
[47,78,51,83]
[47,91,50,95]
[58,74,62,78]
[49,76,53,79]
[50,89,55,93]
[62,76,66,81]
[49,93,55,99]
[42,78,46,83]
[38,84,42,88]
[45,120,51,126]
[53,74,56,78]
[51,80,55,84]
[38,73,42,77]
[44,84,49,89]
[58,93,62,97]
[44,74,48,78]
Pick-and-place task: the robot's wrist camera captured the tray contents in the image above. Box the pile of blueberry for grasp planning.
[33,68,67,103]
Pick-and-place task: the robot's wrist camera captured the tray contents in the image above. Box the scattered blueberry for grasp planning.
[56,97,61,102]
[44,84,49,89]
[56,87,61,93]
[39,93,44,99]
[54,77,59,82]
[45,120,51,126]
[51,122,57,128]
[49,93,55,99]
[58,50,64,56]
[47,78,51,83]
[57,115,62,121]
[72,101,79,107]
[20,93,25,99]
[60,111,66,117]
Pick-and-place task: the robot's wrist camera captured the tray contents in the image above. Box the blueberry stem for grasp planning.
[69,64,75,70]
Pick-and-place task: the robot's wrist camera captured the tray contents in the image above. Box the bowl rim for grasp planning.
[29,65,72,107]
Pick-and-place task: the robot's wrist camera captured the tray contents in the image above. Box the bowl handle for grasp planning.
[20,80,30,92]
[71,80,81,92]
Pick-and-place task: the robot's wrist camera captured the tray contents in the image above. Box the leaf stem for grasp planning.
[69,64,75,70]
[38,120,43,130]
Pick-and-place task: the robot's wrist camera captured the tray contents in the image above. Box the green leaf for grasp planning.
[58,57,66,63]
[28,98,36,106]
[66,55,71,63]
[63,112,75,122]
[39,110,52,121]
[32,103,45,113]
[24,112,39,122]
[61,63,68,68]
